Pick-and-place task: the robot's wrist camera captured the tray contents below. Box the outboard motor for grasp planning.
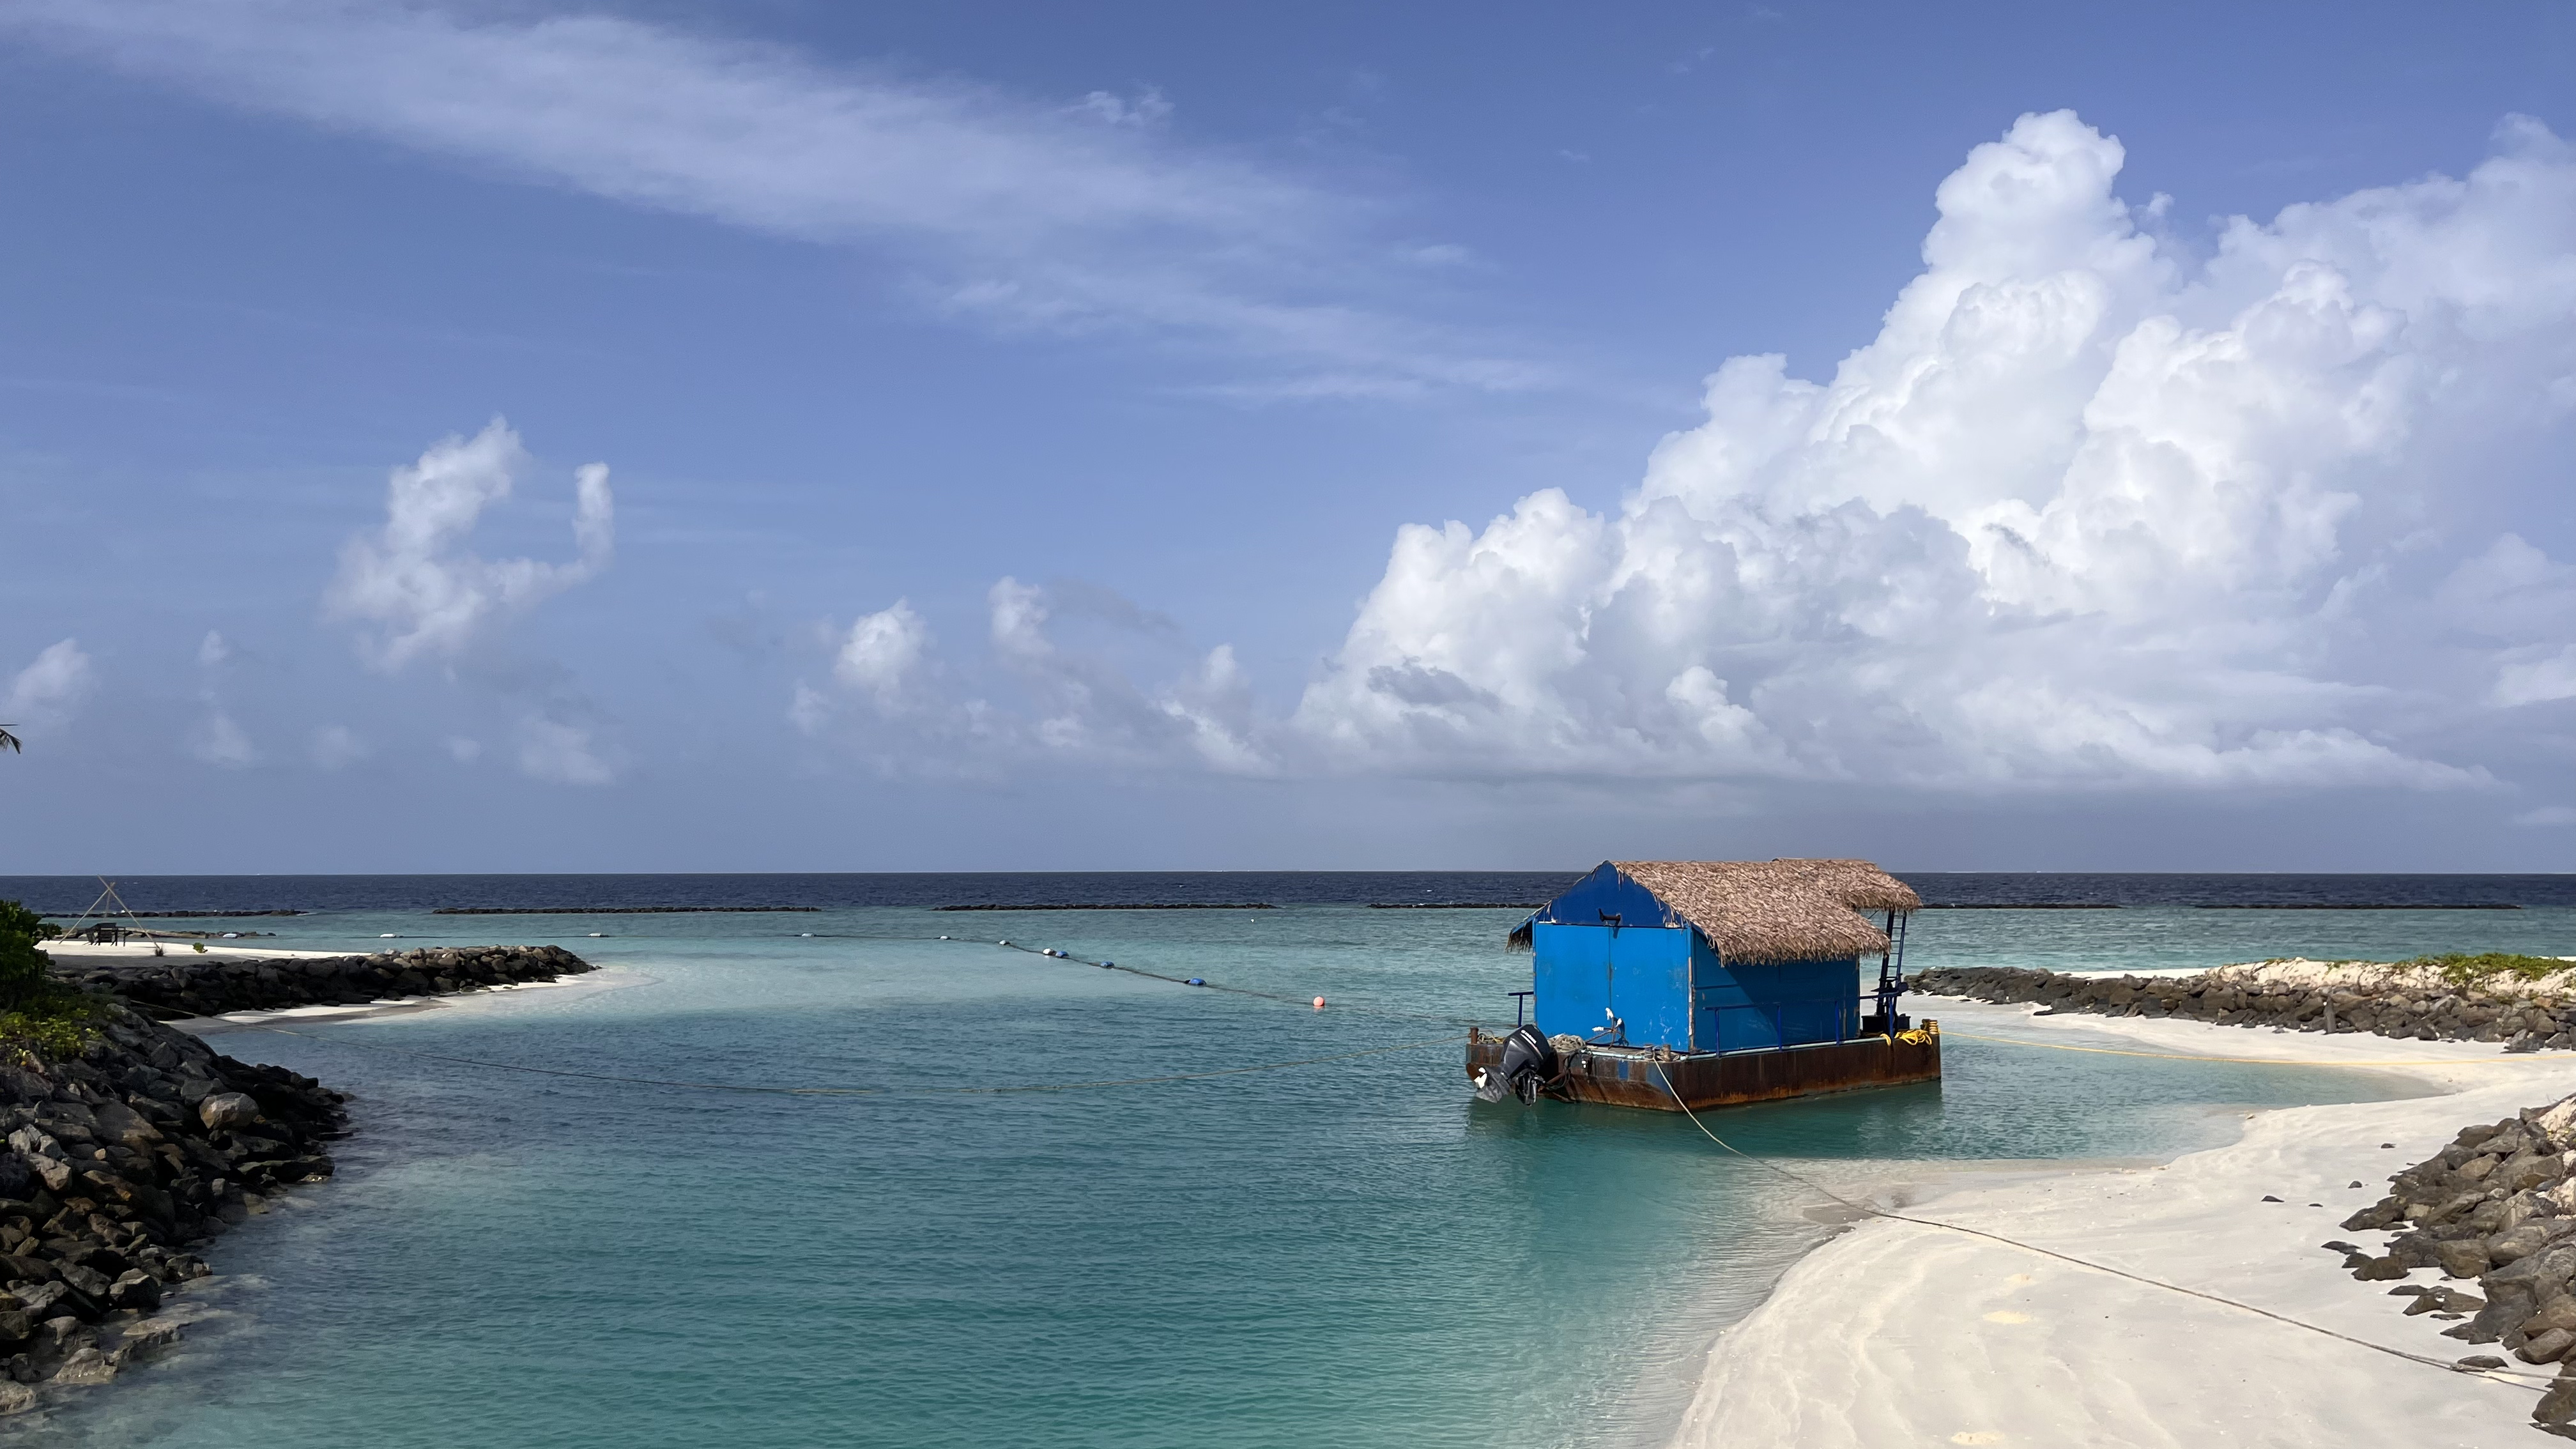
[1476,1023,1561,1105]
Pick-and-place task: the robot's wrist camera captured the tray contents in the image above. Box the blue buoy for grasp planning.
[1101,960,1114,968]
[1186,977,1206,986]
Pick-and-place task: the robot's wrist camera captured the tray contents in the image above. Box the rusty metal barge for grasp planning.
[1470,859,1941,1112]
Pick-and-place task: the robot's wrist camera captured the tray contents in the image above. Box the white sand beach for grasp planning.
[41,939,362,962]
[36,937,645,1027]
[1671,999,2576,1448]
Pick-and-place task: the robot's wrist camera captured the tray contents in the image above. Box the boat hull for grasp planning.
[1465,1026,1940,1111]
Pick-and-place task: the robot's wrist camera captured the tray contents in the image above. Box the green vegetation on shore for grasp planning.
[0,900,103,1060]
[2400,951,2575,988]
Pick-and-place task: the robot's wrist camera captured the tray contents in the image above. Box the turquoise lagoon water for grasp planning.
[13,902,2568,1449]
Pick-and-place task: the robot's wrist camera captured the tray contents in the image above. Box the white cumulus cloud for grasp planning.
[2495,646,2576,708]
[310,724,369,771]
[797,579,1268,774]
[326,420,613,670]
[1292,111,2575,793]
[186,709,255,769]
[3,640,96,737]
[832,601,930,710]
[517,717,616,785]
[781,112,2571,808]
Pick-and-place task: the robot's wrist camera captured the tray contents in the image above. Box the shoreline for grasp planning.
[0,943,606,1418]
[178,964,640,1034]
[1667,1000,2576,1447]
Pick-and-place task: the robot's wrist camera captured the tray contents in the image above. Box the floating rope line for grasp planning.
[218,926,1488,1098]
[1943,1029,2567,1070]
[1646,1062,2556,1392]
[249,1022,1459,1097]
[971,937,1489,1027]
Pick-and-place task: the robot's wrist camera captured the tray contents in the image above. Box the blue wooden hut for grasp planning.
[1475,859,1936,1110]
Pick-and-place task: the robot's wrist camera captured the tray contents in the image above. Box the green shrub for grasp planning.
[0,900,101,1059]
[2401,951,2576,988]
[0,901,54,1007]
[0,999,102,1061]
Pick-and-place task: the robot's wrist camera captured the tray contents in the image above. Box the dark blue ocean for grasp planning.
[0,873,2564,1448]
[10,870,2574,915]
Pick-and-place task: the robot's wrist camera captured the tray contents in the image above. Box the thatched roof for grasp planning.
[1614,859,1919,963]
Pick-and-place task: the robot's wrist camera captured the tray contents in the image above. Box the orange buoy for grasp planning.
[1312,996,1326,1009]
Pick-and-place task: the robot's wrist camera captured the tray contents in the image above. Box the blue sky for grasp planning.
[1,0,2570,873]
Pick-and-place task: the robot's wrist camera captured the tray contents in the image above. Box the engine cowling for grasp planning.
[1492,1023,1560,1104]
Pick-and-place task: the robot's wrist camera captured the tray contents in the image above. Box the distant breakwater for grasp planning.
[431,906,817,916]
[934,902,1276,912]
[52,946,595,1020]
[0,1001,344,1409]
[1917,965,2576,1050]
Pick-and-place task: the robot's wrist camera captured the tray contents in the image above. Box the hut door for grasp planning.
[1598,913,1621,1042]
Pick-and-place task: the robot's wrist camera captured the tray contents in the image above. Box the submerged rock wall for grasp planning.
[0,1002,345,1409]
[53,944,595,1020]
[1915,965,2576,1050]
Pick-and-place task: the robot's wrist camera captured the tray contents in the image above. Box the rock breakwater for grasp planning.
[0,1000,345,1410]
[2337,1092,2576,1436]
[1917,963,2576,1050]
[54,945,595,1020]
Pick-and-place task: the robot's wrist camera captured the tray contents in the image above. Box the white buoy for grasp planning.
[379,933,398,939]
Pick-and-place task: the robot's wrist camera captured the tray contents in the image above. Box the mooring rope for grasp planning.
[1646,1062,2556,1392]
[248,1021,1459,1096]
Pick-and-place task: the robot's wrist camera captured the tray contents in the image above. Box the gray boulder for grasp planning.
[2437,1239,2490,1278]
[2450,1285,2536,1343]
[197,1092,259,1131]
[50,1346,115,1386]
[2540,1375,2576,1427]
[55,1264,109,1301]
[2530,1296,2576,1335]
[115,1318,180,1353]
[2489,1244,2576,1292]
[105,1272,159,1313]
[2492,1223,2556,1265]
